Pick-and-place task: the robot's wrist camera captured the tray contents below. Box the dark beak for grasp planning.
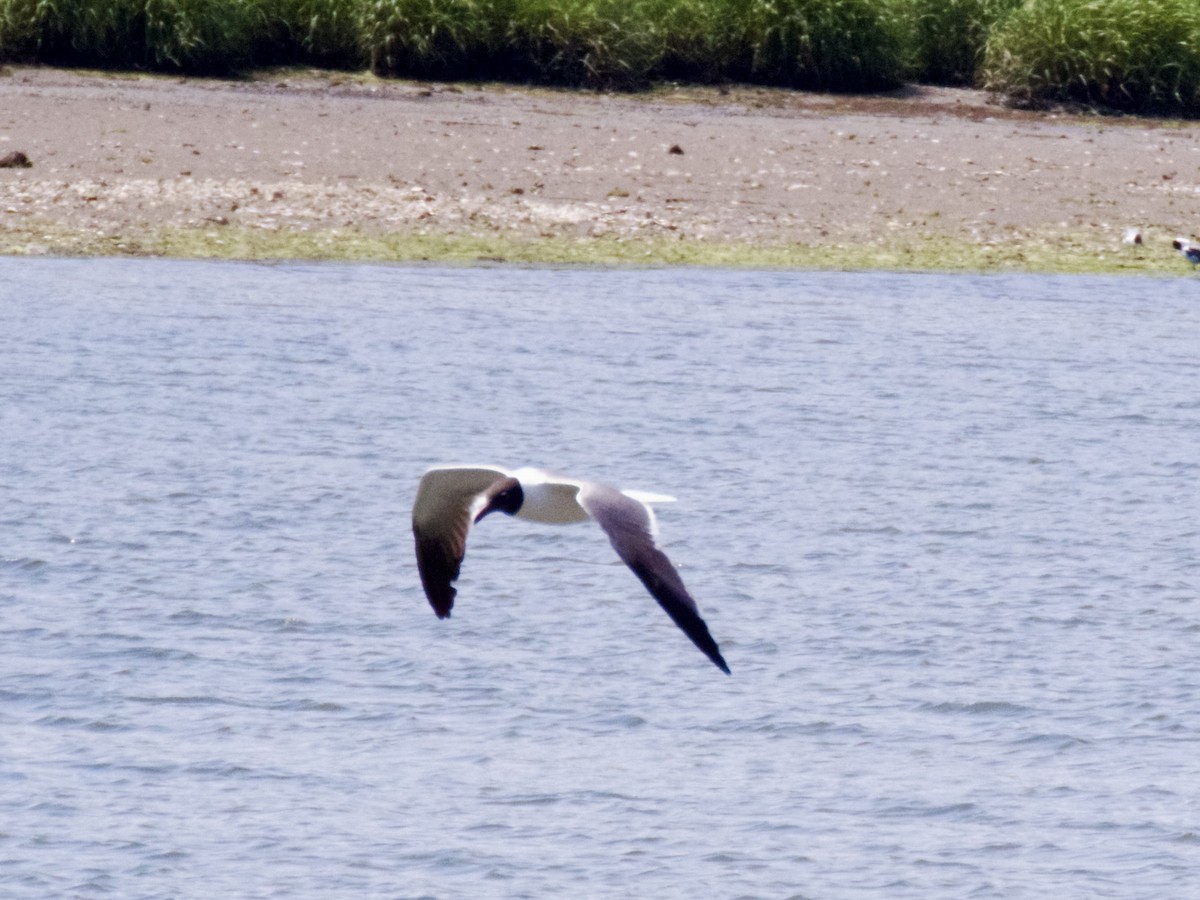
[473,477,521,523]
[474,497,500,524]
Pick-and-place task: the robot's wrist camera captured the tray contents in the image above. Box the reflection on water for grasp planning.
[2,258,1199,898]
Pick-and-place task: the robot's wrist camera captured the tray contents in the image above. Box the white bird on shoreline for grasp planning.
[411,465,730,674]
[1172,237,1200,268]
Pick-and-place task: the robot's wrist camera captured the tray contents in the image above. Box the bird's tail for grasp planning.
[622,489,676,505]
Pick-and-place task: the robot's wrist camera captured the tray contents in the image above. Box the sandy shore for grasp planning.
[2,65,1199,272]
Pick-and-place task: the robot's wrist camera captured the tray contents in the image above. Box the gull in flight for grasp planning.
[412,465,730,674]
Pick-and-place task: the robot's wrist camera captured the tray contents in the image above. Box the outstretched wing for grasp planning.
[411,466,511,618]
[579,483,730,674]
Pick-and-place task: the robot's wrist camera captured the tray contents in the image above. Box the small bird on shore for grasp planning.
[411,465,730,674]
[1122,227,1143,246]
[1172,237,1200,268]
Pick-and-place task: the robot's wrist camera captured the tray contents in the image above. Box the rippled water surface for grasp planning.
[2,258,1199,898]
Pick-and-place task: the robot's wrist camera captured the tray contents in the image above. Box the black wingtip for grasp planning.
[683,620,730,675]
[624,555,730,676]
[709,649,731,675]
[426,584,456,619]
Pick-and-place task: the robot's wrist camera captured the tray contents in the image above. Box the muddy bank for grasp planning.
[2,66,1199,272]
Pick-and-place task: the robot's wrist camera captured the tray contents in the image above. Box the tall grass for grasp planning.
[359,0,664,86]
[1,0,909,89]
[634,0,910,89]
[743,0,908,89]
[1,0,1199,114]
[982,0,1200,114]
[0,0,255,72]
[509,0,664,87]
[362,0,908,89]
[0,0,367,72]
[359,0,499,79]
[642,0,753,82]
[0,0,38,54]
[904,0,1020,85]
[251,0,367,68]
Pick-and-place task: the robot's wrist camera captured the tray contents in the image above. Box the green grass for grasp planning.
[902,0,1021,85]
[3,0,1200,111]
[251,0,368,68]
[1,0,910,88]
[0,0,367,72]
[0,0,255,73]
[644,0,907,89]
[982,0,1200,115]
[361,0,909,89]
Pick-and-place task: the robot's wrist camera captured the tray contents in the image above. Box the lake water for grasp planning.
[2,258,1198,898]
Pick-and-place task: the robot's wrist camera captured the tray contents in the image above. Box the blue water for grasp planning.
[2,258,1199,898]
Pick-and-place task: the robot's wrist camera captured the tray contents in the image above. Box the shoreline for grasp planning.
[2,65,1199,275]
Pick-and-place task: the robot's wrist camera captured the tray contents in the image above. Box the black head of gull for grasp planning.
[475,477,523,521]
[1173,237,1200,267]
[412,464,730,674]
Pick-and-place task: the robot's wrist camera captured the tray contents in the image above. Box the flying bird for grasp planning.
[412,465,730,674]
[1172,237,1200,268]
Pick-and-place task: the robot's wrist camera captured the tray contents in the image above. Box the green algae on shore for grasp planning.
[0,220,1186,276]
